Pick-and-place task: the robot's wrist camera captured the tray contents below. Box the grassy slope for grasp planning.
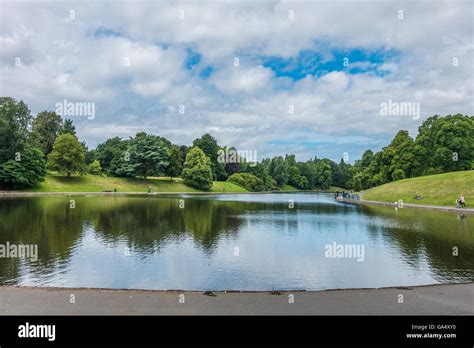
[280,184,345,192]
[281,184,300,191]
[24,175,248,193]
[362,171,474,207]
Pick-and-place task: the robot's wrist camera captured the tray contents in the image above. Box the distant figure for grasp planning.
[456,193,465,208]
[147,186,152,194]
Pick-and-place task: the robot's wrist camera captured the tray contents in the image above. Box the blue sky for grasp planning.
[1,1,472,163]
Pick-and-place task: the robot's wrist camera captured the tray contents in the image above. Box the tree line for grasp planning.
[1,97,472,191]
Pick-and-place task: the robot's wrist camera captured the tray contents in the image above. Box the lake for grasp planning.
[0,193,472,291]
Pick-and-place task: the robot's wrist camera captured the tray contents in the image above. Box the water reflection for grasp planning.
[0,194,472,290]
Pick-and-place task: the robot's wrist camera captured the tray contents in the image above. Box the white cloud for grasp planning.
[0,0,472,161]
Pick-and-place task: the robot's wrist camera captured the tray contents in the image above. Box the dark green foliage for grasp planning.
[268,156,289,187]
[122,133,169,180]
[59,119,76,136]
[166,145,183,179]
[0,97,32,163]
[0,144,47,188]
[31,111,63,156]
[95,137,129,176]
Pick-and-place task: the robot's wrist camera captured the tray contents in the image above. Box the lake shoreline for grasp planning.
[339,198,474,215]
[0,190,336,197]
[1,282,473,315]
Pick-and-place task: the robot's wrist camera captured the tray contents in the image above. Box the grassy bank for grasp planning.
[362,171,474,207]
[11,175,349,194]
[22,175,248,193]
[280,184,345,192]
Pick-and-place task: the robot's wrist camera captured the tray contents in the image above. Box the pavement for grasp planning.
[0,283,473,315]
[339,198,474,215]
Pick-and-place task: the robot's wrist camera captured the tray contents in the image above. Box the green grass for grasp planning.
[24,175,248,193]
[280,184,300,191]
[362,171,474,207]
[327,186,346,192]
[280,185,346,192]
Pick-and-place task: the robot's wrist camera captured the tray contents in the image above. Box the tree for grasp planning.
[244,161,277,190]
[125,133,169,179]
[95,137,129,175]
[31,111,63,156]
[0,97,32,163]
[288,165,307,189]
[193,133,227,180]
[47,134,86,177]
[315,159,332,189]
[182,147,213,190]
[269,156,289,187]
[59,118,76,136]
[166,145,183,180]
[88,160,103,176]
[414,114,473,174]
[0,144,47,188]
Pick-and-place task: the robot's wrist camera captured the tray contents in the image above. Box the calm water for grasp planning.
[0,193,473,290]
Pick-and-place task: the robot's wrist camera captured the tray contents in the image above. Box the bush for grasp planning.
[391,169,406,181]
[227,173,265,192]
[0,144,47,188]
[88,160,103,176]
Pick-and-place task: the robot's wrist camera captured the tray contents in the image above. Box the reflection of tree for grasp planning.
[0,196,85,284]
[363,205,474,281]
[1,195,473,286]
[93,197,247,252]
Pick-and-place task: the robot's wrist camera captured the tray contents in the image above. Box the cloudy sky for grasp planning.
[1,0,473,162]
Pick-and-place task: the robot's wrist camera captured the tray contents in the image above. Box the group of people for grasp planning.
[335,190,360,201]
[335,190,466,209]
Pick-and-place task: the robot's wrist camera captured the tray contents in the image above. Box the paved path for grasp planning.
[0,283,473,315]
[339,198,474,215]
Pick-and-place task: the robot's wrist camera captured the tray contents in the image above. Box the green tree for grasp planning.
[125,133,169,179]
[88,160,103,176]
[31,111,63,156]
[269,156,289,187]
[288,164,309,189]
[244,161,276,190]
[59,118,76,136]
[315,159,332,189]
[0,97,32,163]
[95,137,129,175]
[0,144,47,188]
[193,133,227,180]
[47,134,86,177]
[182,147,213,190]
[166,145,183,180]
[414,114,473,174]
